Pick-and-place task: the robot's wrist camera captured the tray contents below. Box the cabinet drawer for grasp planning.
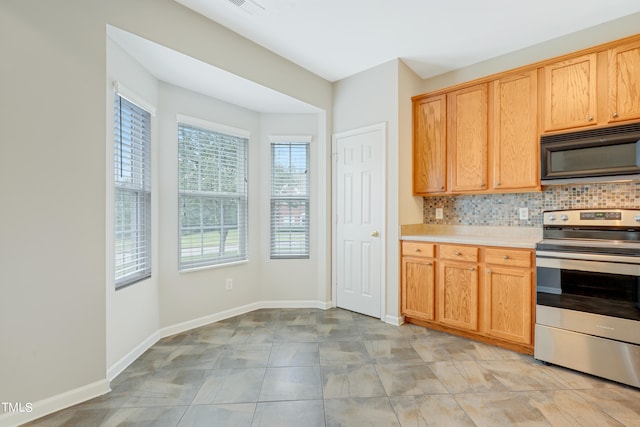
[402,241,434,258]
[439,244,478,262]
[485,248,532,268]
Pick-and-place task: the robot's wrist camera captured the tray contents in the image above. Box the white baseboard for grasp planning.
[0,379,109,427]
[385,314,405,326]
[107,330,161,381]
[159,299,332,338]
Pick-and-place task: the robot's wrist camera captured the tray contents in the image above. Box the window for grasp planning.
[178,119,248,270]
[270,139,310,259]
[114,94,152,288]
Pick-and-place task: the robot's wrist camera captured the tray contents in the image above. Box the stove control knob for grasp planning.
[548,215,556,221]
[561,214,569,221]
[635,215,640,222]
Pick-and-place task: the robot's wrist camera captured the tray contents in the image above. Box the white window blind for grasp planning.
[114,94,152,289]
[178,122,248,270]
[270,141,310,259]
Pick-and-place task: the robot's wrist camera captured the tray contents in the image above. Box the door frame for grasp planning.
[331,122,387,320]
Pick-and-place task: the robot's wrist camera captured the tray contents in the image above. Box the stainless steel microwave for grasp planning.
[540,123,640,185]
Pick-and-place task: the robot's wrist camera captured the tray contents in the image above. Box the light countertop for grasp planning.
[400,224,542,249]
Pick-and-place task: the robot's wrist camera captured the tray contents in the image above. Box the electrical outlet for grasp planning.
[519,207,529,221]
[435,207,444,220]
[225,278,233,290]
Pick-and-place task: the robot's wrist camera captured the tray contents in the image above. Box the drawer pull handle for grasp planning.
[503,255,509,260]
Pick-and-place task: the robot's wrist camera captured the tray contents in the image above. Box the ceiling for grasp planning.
[175,0,640,82]
[109,1,640,114]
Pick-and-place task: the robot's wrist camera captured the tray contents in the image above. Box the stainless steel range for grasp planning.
[535,208,640,388]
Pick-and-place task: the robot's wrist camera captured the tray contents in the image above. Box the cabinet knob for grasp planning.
[426,262,432,266]
[415,248,421,252]
[496,182,501,187]
[588,115,594,121]
[440,186,445,190]
[613,112,619,118]
[455,251,461,256]
[503,255,509,260]
[487,269,491,274]
[469,267,475,271]
[371,231,379,237]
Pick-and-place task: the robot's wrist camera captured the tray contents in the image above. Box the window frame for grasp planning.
[177,115,249,271]
[269,137,311,259]
[113,91,152,289]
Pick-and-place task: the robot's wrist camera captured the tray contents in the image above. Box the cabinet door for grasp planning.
[438,260,479,331]
[608,40,640,124]
[401,257,436,321]
[413,95,447,194]
[543,53,598,132]
[448,84,488,192]
[484,266,532,345]
[492,71,539,191]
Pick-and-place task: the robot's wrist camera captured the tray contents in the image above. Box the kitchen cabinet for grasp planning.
[413,95,447,194]
[401,241,535,354]
[437,245,479,331]
[542,53,598,132]
[401,242,436,321]
[448,84,489,192]
[608,39,640,124]
[492,71,539,191]
[483,248,533,345]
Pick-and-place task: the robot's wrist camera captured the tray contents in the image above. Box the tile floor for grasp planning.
[24,308,640,426]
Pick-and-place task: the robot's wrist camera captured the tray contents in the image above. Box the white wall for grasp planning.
[0,1,108,408]
[0,1,333,424]
[258,114,326,304]
[106,38,161,376]
[332,59,402,321]
[156,82,263,328]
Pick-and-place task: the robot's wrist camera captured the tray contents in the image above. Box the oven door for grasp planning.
[535,251,640,344]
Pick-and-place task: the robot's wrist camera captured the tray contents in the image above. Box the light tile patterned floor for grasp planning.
[24,308,640,426]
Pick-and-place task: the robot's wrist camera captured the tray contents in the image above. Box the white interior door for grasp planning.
[333,124,385,318]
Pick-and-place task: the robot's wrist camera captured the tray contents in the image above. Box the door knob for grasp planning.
[371,231,379,237]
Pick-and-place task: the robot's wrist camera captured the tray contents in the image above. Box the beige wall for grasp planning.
[0,0,332,422]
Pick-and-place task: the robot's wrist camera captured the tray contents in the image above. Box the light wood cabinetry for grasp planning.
[492,71,539,191]
[438,244,479,331]
[483,248,532,345]
[401,242,436,321]
[413,95,447,194]
[608,40,640,124]
[542,53,598,132]
[401,241,535,354]
[412,35,640,194]
[448,84,489,192]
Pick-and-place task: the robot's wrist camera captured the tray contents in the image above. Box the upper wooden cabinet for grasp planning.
[492,71,539,191]
[608,40,640,124]
[448,84,489,192]
[412,34,640,195]
[542,53,598,132]
[413,95,447,195]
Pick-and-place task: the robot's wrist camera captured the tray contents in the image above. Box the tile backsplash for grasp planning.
[423,182,640,227]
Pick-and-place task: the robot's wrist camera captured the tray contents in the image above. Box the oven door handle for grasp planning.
[536,250,640,265]
[536,254,640,275]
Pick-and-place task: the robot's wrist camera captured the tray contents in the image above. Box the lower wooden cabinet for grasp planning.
[439,260,479,332]
[484,266,532,345]
[401,241,535,354]
[401,242,435,321]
